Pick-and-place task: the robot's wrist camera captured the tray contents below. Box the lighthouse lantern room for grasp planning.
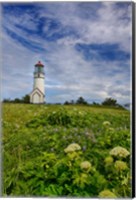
[30,61,45,104]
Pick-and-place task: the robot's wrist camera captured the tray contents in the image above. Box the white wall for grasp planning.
[33,93,40,104]
[34,73,45,94]
[30,72,45,104]
[30,91,45,104]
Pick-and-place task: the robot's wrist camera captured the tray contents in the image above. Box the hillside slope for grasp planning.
[2,103,131,197]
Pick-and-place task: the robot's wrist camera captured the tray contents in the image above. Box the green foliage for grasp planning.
[3,94,30,104]
[102,97,123,108]
[22,94,30,103]
[102,97,117,106]
[2,103,131,197]
[76,96,88,105]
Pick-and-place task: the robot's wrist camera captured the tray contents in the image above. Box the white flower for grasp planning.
[80,161,92,171]
[99,189,117,198]
[103,121,111,126]
[110,146,130,158]
[104,156,113,165]
[114,160,128,171]
[64,143,81,153]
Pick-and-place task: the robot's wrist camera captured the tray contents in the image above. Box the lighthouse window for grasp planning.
[38,67,43,73]
[35,67,38,73]
[35,66,44,73]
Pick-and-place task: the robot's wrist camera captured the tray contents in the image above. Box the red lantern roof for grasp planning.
[35,61,44,67]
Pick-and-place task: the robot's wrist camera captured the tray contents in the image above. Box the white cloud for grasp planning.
[38,2,131,52]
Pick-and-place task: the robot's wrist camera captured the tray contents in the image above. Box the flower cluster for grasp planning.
[104,156,113,165]
[110,146,130,158]
[102,121,111,126]
[80,161,92,171]
[99,189,117,198]
[64,143,81,153]
[114,160,128,171]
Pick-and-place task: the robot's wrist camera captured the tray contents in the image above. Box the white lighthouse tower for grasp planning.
[30,61,45,104]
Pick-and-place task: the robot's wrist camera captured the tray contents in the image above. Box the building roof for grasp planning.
[30,87,45,97]
[35,61,44,67]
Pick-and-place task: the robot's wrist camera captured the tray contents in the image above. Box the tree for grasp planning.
[102,98,117,106]
[76,97,88,105]
[92,102,100,106]
[3,95,30,104]
[64,101,70,105]
[22,94,30,103]
[3,98,11,103]
[64,100,75,105]
[14,98,22,103]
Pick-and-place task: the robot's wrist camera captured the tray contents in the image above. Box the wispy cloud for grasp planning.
[1,2,132,104]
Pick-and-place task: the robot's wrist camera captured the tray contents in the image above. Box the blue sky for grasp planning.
[1,2,132,104]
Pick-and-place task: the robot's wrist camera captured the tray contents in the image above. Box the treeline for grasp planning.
[64,96,124,108]
[3,95,30,104]
[3,95,125,109]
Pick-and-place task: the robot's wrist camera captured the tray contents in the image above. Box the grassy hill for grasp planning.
[2,103,131,197]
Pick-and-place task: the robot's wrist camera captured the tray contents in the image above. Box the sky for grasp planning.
[1,2,132,104]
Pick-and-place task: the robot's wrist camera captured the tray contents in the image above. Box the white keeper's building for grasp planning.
[30,61,45,104]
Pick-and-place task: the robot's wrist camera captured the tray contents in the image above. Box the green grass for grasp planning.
[2,103,131,197]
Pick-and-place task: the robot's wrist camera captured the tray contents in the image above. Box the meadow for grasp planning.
[2,103,131,197]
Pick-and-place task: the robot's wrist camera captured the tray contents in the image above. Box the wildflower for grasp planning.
[79,111,84,116]
[104,156,113,165]
[85,132,89,136]
[110,146,130,158]
[103,121,111,126]
[46,164,49,169]
[15,124,20,128]
[53,128,58,132]
[80,161,92,171]
[64,143,81,153]
[82,145,86,152]
[114,160,128,171]
[50,148,54,152]
[98,189,117,198]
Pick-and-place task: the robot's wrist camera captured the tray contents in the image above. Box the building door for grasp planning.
[33,92,40,104]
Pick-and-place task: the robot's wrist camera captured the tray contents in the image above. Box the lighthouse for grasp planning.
[30,61,45,104]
